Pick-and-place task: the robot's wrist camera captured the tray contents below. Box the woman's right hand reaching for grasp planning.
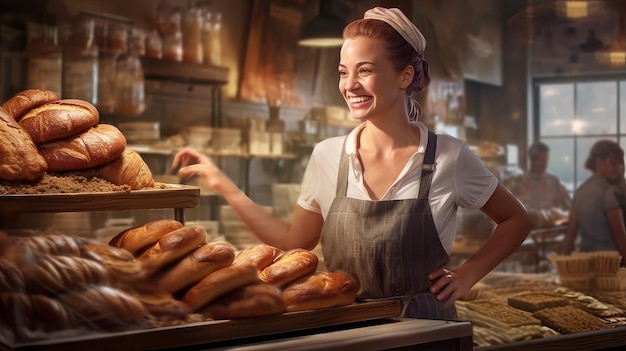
[171,147,234,195]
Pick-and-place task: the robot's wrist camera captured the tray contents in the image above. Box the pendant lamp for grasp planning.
[298,0,345,47]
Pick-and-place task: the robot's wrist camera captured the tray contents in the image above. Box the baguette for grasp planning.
[158,241,236,294]
[201,282,285,319]
[109,219,183,255]
[137,225,207,273]
[259,248,319,288]
[232,244,282,271]
[183,263,259,311]
[282,271,358,312]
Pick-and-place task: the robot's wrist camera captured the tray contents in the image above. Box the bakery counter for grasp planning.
[476,326,626,351]
[0,317,472,351]
[207,318,473,351]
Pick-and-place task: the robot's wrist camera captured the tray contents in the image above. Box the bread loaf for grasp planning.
[137,225,207,273]
[233,244,282,271]
[0,258,24,293]
[19,99,99,144]
[80,241,136,263]
[57,285,147,330]
[282,271,358,312]
[109,219,183,255]
[183,263,259,311]
[0,106,47,181]
[20,254,110,295]
[38,123,126,172]
[201,282,285,319]
[259,248,319,288]
[158,241,236,294]
[0,292,70,341]
[97,149,155,190]
[1,88,60,121]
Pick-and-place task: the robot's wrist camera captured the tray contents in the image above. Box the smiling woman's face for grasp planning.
[338,36,406,121]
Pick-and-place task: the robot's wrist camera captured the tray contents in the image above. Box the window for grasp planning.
[534,77,626,194]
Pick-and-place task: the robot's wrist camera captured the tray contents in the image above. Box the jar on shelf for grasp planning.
[61,16,98,105]
[182,6,203,64]
[145,27,162,59]
[131,27,146,56]
[114,54,145,116]
[26,21,62,95]
[158,6,182,62]
[204,12,222,66]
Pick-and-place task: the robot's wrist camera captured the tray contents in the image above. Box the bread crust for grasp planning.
[38,123,126,172]
[201,282,285,319]
[233,244,282,271]
[282,271,358,312]
[97,149,155,190]
[109,219,183,255]
[259,248,319,288]
[137,225,207,273]
[1,89,60,121]
[183,263,259,311]
[19,99,99,144]
[158,241,236,294]
[0,107,48,181]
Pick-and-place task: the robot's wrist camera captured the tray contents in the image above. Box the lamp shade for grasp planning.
[298,2,345,47]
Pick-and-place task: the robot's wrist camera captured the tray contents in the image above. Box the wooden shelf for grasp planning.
[0,184,200,214]
[141,57,229,85]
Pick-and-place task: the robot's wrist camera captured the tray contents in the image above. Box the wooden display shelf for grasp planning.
[0,184,201,223]
[2,300,402,351]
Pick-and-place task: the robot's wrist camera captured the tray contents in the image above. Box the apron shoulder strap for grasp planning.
[336,136,350,197]
[419,131,437,199]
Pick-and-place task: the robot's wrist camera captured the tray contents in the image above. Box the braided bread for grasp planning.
[21,254,109,295]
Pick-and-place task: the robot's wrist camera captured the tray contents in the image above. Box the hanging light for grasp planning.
[555,1,589,19]
[298,1,345,47]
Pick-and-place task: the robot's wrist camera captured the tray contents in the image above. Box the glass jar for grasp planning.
[26,21,62,95]
[182,6,203,64]
[114,54,145,116]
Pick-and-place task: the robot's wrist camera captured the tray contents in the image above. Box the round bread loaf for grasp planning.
[0,106,47,181]
[281,271,358,312]
[19,99,99,144]
[158,241,236,294]
[109,219,183,256]
[38,123,126,172]
[201,282,285,319]
[183,263,259,311]
[1,88,60,121]
[137,225,207,273]
[259,248,319,288]
[97,149,155,190]
[232,244,282,271]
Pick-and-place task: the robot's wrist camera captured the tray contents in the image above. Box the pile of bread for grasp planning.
[0,220,358,343]
[0,88,154,190]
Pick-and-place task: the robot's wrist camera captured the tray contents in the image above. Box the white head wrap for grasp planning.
[363,7,426,54]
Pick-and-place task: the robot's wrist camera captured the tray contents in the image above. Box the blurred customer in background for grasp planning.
[508,141,571,228]
[563,140,626,265]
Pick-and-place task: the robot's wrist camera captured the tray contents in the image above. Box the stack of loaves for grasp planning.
[0,220,358,343]
[109,219,359,319]
[0,88,154,190]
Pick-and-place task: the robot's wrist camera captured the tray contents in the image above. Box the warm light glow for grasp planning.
[596,49,626,67]
[298,37,344,47]
[571,119,587,134]
[556,1,589,19]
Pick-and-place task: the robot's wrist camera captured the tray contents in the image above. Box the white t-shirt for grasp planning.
[297,121,498,254]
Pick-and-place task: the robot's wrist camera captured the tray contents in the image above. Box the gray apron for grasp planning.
[321,131,457,320]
